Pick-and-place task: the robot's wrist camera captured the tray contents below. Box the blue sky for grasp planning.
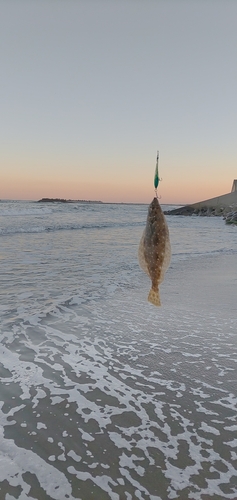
[1,0,237,203]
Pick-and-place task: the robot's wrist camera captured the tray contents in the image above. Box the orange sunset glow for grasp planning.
[1,1,236,205]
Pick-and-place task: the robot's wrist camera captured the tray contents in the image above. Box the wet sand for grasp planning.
[0,253,236,499]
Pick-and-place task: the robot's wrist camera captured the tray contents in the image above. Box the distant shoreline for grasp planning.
[37,198,103,204]
[36,198,150,206]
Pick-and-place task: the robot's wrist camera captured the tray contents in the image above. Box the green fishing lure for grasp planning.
[154,151,160,192]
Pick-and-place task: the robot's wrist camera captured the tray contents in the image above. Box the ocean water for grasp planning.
[0,200,237,500]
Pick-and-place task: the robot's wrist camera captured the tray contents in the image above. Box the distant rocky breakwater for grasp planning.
[164,205,237,225]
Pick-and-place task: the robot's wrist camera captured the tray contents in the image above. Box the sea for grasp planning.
[0,200,237,500]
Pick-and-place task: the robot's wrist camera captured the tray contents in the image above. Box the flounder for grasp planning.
[138,197,171,306]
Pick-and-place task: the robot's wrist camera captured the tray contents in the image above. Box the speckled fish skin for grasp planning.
[138,197,171,306]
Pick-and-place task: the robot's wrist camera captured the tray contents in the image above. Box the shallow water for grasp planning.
[0,201,237,499]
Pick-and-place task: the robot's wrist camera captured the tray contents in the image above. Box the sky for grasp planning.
[1,0,237,204]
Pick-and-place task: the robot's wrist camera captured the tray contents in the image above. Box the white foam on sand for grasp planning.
[0,411,72,499]
[0,253,236,499]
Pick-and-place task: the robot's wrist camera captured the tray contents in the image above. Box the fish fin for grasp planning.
[148,288,161,307]
[138,231,149,276]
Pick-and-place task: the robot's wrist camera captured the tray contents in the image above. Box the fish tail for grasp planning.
[148,288,161,307]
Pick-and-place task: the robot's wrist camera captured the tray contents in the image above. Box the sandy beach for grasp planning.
[0,201,236,499]
[1,253,236,499]
[162,252,237,319]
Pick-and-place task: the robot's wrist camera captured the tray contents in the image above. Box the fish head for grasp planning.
[148,197,160,222]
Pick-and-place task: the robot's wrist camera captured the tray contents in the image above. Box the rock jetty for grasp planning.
[224,211,237,225]
[164,180,237,221]
[164,205,233,217]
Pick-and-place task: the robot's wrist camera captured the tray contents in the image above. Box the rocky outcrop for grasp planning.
[224,211,237,225]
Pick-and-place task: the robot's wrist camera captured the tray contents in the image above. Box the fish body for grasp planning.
[138,197,171,306]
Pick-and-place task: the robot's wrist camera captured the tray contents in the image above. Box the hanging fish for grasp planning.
[138,153,171,306]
